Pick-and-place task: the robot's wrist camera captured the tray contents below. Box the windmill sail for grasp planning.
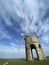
[18,16,33,57]
[20,16,33,45]
[24,16,33,35]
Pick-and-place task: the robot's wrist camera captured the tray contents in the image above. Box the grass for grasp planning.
[0,59,49,65]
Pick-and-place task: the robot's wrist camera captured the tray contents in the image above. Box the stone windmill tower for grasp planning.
[21,17,46,61]
[24,35,46,61]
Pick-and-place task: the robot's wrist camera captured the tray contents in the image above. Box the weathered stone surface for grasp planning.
[24,35,46,61]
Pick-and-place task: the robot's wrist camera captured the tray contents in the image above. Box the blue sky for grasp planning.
[0,0,49,59]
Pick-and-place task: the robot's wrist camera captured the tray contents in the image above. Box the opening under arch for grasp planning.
[30,44,38,60]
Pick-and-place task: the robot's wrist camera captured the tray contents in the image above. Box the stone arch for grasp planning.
[30,44,38,60]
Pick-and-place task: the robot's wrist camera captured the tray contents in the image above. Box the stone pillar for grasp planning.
[36,45,46,60]
[25,44,33,61]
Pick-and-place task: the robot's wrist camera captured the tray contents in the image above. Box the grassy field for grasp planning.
[0,59,49,65]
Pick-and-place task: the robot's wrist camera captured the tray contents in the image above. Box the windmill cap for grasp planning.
[25,34,38,38]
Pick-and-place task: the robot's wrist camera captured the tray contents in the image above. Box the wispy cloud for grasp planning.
[0,0,49,58]
[0,30,12,41]
[0,44,25,58]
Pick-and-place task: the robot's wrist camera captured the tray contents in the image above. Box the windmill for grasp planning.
[18,16,46,61]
